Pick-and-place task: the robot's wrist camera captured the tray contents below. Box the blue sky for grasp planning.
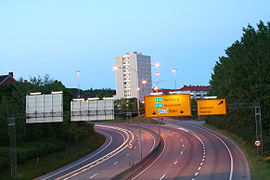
[1,0,269,90]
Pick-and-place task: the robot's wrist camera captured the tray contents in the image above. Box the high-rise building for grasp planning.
[115,52,152,101]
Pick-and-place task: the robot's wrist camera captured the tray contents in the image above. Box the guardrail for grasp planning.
[111,134,164,180]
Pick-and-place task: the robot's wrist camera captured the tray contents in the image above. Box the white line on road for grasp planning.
[195,126,234,180]
[202,159,205,162]
[195,172,199,176]
[89,173,98,179]
[160,173,167,180]
[126,153,130,156]
[182,144,185,147]
[200,162,203,166]
[113,161,119,165]
[181,151,183,155]
[198,167,201,171]
[43,132,113,180]
[131,139,167,180]
[174,160,178,165]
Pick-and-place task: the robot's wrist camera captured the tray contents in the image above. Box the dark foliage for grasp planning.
[208,21,270,155]
[0,75,95,172]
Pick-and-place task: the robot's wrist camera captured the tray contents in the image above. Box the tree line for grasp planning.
[69,88,116,99]
[208,20,270,155]
[0,75,96,173]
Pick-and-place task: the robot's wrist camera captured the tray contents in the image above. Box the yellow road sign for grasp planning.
[144,94,191,118]
[197,99,226,116]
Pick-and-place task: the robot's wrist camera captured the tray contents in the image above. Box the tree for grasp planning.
[209,21,270,155]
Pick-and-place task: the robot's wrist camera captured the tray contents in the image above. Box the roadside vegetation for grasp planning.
[204,123,270,179]
[0,75,105,179]
[207,20,270,178]
[208,20,270,156]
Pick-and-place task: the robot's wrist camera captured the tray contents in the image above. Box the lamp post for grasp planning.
[172,68,177,90]
[113,65,145,160]
[155,71,160,88]
[76,71,80,98]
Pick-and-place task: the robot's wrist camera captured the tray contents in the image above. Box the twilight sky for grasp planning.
[1,0,269,90]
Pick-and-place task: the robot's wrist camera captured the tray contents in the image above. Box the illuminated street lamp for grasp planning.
[153,62,160,69]
[172,68,177,90]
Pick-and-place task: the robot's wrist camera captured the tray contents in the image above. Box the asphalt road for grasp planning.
[131,119,251,180]
[36,119,250,180]
[35,124,158,180]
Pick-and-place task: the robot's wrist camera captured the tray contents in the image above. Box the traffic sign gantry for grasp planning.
[144,94,191,118]
[197,99,226,116]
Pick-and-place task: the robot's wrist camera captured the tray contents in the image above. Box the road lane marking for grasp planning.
[200,162,203,166]
[89,173,98,179]
[195,126,234,180]
[126,153,130,156]
[198,167,201,170]
[182,144,185,147]
[113,161,119,165]
[56,125,134,180]
[147,131,156,153]
[131,138,167,180]
[43,131,113,180]
[178,127,189,133]
[202,158,204,161]
[195,172,199,176]
[181,151,183,155]
[160,173,167,180]
[174,160,178,165]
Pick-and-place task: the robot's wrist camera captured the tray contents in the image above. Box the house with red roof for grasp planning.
[0,72,16,85]
[156,85,211,99]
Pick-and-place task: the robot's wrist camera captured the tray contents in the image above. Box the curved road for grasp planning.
[131,119,250,180]
[36,119,250,180]
[35,124,158,180]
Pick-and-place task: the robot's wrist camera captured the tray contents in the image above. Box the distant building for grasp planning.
[0,72,16,85]
[115,52,152,101]
[157,85,211,99]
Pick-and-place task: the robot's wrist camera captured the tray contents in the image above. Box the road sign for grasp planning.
[255,140,261,147]
[197,99,226,116]
[144,94,191,118]
[128,143,134,149]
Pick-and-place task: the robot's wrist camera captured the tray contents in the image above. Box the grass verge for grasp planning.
[1,132,105,180]
[204,123,270,180]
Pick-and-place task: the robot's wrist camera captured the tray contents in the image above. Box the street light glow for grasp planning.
[142,80,147,84]
[172,68,177,73]
[113,66,120,71]
[154,62,160,68]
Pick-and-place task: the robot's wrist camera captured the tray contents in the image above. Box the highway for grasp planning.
[130,119,251,180]
[36,119,250,180]
[35,124,159,180]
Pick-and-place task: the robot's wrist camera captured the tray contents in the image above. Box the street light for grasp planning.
[155,71,160,88]
[172,68,177,90]
[153,62,160,69]
[76,71,80,98]
[113,65,144,160]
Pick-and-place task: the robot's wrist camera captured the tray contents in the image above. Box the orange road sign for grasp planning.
[144,94,191,118]
[197,99,226,116]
